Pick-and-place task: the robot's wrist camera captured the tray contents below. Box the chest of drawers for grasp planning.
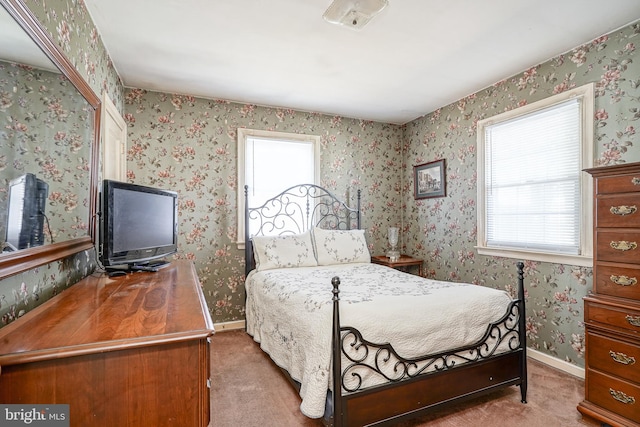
[578,162,640,427]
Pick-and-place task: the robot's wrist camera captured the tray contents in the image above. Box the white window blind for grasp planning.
[484,99,581,254]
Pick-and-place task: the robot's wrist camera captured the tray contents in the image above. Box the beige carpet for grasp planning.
[210,330,600,427]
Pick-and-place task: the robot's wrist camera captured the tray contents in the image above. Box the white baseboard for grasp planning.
[213,320,246,332]
[527,347,585,379]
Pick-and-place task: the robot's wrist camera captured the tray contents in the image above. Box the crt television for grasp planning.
[100,180,178,269]
[4,173,49,251]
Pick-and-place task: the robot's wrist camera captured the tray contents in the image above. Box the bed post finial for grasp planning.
[331,276,340,300]
[516,261,524,301]
[331,276,343,426]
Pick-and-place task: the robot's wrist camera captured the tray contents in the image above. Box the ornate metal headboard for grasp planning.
[244,184,361,276]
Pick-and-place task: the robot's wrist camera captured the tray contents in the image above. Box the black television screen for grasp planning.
[100,180,178,269]
[4,173,48,251]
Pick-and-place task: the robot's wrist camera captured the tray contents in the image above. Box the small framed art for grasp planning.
[414,159,446,199]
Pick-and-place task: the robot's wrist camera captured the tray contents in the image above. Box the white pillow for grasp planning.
[252,230,318,271]
[313,228,370,266]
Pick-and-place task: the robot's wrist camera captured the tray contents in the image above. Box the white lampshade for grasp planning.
[323,0,389,30]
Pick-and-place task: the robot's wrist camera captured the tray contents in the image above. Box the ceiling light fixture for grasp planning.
[323,0,389,31]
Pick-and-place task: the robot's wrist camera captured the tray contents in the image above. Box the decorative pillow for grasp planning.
[252,230,318,271]
[312,228,370,266]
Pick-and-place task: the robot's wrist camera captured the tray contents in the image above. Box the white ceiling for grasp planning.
[84,0,640,124]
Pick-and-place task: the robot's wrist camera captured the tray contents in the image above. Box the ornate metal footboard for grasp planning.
[330,262,527,427]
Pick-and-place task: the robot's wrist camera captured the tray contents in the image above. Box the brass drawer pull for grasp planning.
[610,205,637,216]
[610,275,638,287]
[609,351,636,365]
[610,388,635,405]
[610,241,637,251]
[627,315,640,327]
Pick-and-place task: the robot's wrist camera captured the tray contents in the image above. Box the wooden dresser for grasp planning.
[578,162,640,427]
[0,260,214,427]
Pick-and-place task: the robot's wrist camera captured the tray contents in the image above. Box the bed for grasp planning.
[244,184,527,426]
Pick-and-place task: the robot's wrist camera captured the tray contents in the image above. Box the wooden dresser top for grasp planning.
[0,260,214,366]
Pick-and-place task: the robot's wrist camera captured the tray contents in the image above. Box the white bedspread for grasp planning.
[245,263,513,419]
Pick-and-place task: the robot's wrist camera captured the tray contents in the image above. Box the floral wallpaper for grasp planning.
[0,250,93,324]
[122,89,404,323]
[0,59,93,246]
[24,0,125,109]
[403,23,639,366]
[1,0,638,373]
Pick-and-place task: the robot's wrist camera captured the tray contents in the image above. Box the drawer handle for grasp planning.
[627,315,640,327]
[610,275,638,287]
[633,177,640,186]
[610,205,637,216]
[609,350,636,365]
[610,241,637,251]
[609,388,635,405]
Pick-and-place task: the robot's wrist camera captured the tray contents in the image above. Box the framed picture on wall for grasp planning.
[414,159,446,199]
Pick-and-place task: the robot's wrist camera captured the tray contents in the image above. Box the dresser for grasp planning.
[578,162,640,427]
[0,260,215,427]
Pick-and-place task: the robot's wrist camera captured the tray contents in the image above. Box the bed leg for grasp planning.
[517,261,528,404]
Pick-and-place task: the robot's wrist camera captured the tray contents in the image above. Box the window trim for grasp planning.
[476,83,594,267]
[236,128,320,248]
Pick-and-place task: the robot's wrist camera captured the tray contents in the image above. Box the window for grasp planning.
[237,128,320,246]
[477,83,594,266]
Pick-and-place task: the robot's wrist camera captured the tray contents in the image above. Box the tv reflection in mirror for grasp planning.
[3,173,49,252]
[99,180,178,276]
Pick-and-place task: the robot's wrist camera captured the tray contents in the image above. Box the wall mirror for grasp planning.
[0,0,100,280]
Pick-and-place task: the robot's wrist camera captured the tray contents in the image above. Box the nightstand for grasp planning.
[371,254,424,277]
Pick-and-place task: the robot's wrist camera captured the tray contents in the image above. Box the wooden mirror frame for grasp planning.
[0,0,101,280]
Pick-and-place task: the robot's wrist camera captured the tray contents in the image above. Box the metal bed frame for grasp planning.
[244,184,527,426]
